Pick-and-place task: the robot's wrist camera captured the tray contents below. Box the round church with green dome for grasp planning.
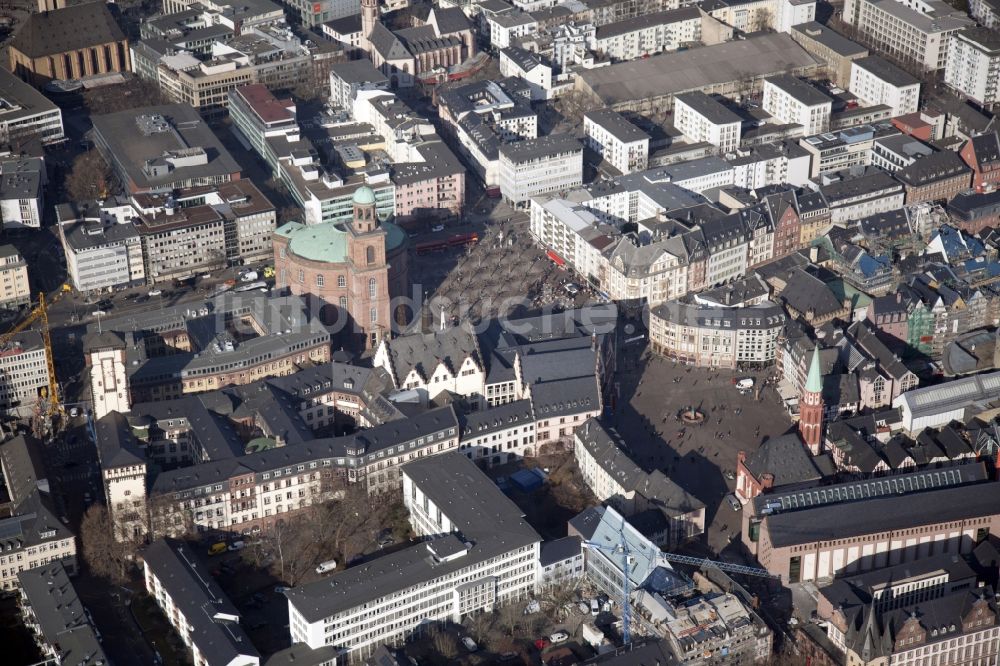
[273,186,409,350]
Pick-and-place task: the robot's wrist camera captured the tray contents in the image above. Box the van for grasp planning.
[208,542,227,556]
[590,599,600,615]
[315,559,338,574]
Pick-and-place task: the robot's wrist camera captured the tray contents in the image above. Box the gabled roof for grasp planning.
[967,132,1000,168]
[742,433,821,488]
[11,1,125,59]
[369,22,410,61]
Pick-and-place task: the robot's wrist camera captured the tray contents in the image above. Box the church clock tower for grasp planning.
[798,346,825,455]
[345,186,390,349]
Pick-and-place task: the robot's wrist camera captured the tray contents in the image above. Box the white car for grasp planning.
[549,631,569,644]
[461,637,478,652]
[148,289,162,297]
[431,224,445,232]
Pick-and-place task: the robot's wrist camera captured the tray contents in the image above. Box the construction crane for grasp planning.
[0,285,71,426]
[584,518,778,647]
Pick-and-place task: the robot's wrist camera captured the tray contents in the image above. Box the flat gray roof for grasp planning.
[584,108,651,144]
[765,73,832,107]
[499,133,581,162]
[579,33,820,105]
[852,55,919,88]
[0,67,62,124]
[791,21,867,57]
[674,91,742,126]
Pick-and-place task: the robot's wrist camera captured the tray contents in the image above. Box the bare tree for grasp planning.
[65,150,115,202]
[429,626,459,660]
[266,514,321,586]
[83,78,169,116]
[498,601,523,636]
[80,504,139,584]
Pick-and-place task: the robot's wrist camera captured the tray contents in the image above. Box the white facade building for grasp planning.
[0,331,50,417]
[843,0,972,71]
[499,47,552,101]
[0,157,45,229]
[673,91,743,154]
[591,7,702,62]
[944,28,1000,107]
[762,74,832,136]
[499,134,582,205]
[583,109,650,174]
[285,453,540,662]
[849,56,921,117]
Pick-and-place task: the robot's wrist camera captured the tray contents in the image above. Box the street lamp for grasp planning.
[94,310,106,334]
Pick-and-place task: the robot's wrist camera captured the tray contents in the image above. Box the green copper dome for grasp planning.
[352,185,377,206]
[805,346,823,394]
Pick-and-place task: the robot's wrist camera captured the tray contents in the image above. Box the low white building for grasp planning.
[0,331,50,417]
[487,10,537,49]
[944,27,1000,107]
[144,539,260,666]
[849,56,920,117]
[0,245,30,309]
[499,134,582,205]
[893,369,1000,432]
[673,91,743,154]
[0,491,77,594]
[374,325,486,407]
[458,399,538,464]
[762,74,832,136]
[537,536,584,585]
[0,68,64,144]
[583,108,650,174]
[0,157,45,229]
[499,46,553,101]
[285,453,540,662]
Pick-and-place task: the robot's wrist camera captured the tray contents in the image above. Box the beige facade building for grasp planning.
[0,245,31,309]
[0,491,77,593]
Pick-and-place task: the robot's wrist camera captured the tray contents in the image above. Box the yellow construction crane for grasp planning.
[0,285,71,418]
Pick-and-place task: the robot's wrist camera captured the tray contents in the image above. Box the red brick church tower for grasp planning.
[799,345,825,455]
[346,186,390,350]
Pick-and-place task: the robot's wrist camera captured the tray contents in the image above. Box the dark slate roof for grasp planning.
[458,398,533,438]
[765,481,1000,547]
[777,266,846,319]
[895,150,971,187]
[431,6,472,34]
[265,643,339,666]
[539,535,582,566]
[370,22,411,60]
[582,639,679,665]
[16,562,108,666]
[325,12,362,35]
[764,73,832,106]
[95,411,145,470]
[968,132,1000,168]
[0,435,46,507]
[742,433,821,488]
[11,2,125,58]
[142,539,259,665]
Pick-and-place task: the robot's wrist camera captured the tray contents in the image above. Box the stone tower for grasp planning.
[361,0,379,52]
[346,186,389,349]
[799,345,825,455]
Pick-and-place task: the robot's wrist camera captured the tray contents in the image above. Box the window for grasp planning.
[297,269,305,283]
[366,246,375,265]
[316,274,325,287]
[339,296,348,309]
[368,278,377,299]
[337,275,346,288]
[370,307,378,323]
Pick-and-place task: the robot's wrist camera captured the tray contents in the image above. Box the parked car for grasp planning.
[315,559,338,574]
[431,224,445,232]
[274,586,290,594]
[227,540,245,551]
[461,637,478,652]
[590,599,600,615]
[726,493,741,511]
[207,542,227,556]
[148,289,162,297]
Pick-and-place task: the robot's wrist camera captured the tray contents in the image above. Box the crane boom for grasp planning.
[660,553,780,580]
[0,288,68,419]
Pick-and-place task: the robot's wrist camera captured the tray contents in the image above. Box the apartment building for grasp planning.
[649,299,786,369]
[574,419,705,547]
[849,56,920,117]
[970,0,1000,27]
[498,47,552,102]
[591,7,702,62]
[0,67,64,144]
[0,157,45,229]
[143,539,260,666]
[843,0,972,71]
[762,74,833,137]
[17,562,108,666]
[328,60,389,109]
[286,453,540,661]
[0,490,77,593]
[673,91,742,154]
[499,134,582,205]
[583,108,650,174]
[748,470,1000,583]
[818,166,905,224]
[945,28,1000,107]
[0,331,50,417]
[133,196,228,284]
[0,245,30,309]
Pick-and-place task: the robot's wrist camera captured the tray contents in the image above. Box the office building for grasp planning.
[0,157,45,229]
[790,22,869,87]
[328,60,389,109]
[0,331,50,417]
[498,134,582,205]
[0,67,64,144]
[843,0,972,71]
[91,105,242,193]
[285,453,540,661]
[945,28,1000,107]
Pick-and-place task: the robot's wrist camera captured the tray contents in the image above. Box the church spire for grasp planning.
[806,345,823,394]
[799,345,825,455]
